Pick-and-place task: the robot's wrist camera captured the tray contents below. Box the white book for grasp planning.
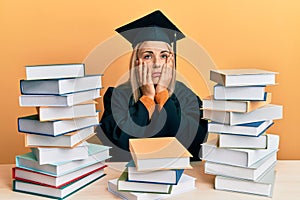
[13,162,106,188]
[20,75,102,95]
[108,174,196,200]
[118,170,172,194]
[13,169,105,199]
[127,160,184,185]
[16,143,111,176]
[201,134,279,167]
[205,151,277,181]
[208,120,273,137]
[219,134,270,149]
[204,104,283,125]
[215,167,276,197]
[31,142,89,165]
[18,114,99,136]
[202,93,271,113]
[19,89,100,107]
[214,85,266,100]
[210,69,277,87]
[39,102,97,121]
[24,126,95,148]
[25,63,85,80]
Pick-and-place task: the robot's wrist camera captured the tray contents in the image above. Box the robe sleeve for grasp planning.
[99,87,152,150]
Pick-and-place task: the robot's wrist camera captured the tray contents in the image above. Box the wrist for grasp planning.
[155,85,167,94]
[144,94,155,100]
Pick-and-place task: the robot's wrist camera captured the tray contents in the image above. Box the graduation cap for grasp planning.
[115,10,185,66]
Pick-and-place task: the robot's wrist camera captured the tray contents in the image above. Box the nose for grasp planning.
[153,55,164,68]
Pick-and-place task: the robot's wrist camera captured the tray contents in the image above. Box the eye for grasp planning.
[143,54,151,59]
[161,54,168,59]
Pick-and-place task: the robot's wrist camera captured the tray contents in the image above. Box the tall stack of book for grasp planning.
[13,63,111,199]
[108,137,197,200]
[201,69,283,197]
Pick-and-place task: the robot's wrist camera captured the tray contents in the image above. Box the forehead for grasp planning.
[139,41,169,52]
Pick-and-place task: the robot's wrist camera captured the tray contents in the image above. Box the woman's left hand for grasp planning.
[156,54,174,93]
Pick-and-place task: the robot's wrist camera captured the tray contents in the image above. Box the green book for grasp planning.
[13,170,106,199]
[117,170,173,194]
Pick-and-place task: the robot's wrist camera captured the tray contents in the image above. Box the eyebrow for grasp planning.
[141,50,170,54]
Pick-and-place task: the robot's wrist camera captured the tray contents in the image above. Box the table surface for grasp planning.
[1,161,300,199]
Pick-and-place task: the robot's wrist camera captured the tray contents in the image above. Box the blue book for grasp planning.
[126,160,184,185]
[208,120,274,137]
[18,114,99,136]
[20,74,103,95]
[16,143,111,176]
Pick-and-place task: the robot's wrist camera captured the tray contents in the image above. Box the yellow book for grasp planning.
[129,137,192,171]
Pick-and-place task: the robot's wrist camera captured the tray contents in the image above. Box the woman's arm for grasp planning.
[100,87,152,150]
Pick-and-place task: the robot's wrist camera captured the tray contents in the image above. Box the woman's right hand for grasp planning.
[136,59,155,100]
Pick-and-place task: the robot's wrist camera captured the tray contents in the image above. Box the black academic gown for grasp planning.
[96,81,208,161]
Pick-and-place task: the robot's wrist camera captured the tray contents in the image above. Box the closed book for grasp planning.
[208,120,274,137]
[218,134,270,149]
[18,114,99,136]
[127,160,184,185]
[204,104,283,125]
[202,93,271,113]
[13,169,106,199]
[20,75,102,95]
[129,137,192,171]
[108,174,195,200]
[31,142,89,165]
[214,85,266,101]
[16,143,111,176]
[201,134,279,167]
[205,151,277,181]
[215,167,276,197]
[210,69,277,87]
[38,102,97,121]
[118,170,173,194]
[13,162,107,188]
[24,126,95,148]
[19,89,100,107]
[25,63,85,80]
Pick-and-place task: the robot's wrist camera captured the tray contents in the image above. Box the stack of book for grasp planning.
[13,63,111,199]
[108,137,197,200]
[201,69,283,197]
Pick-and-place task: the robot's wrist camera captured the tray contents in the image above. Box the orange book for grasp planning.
[129,137,192,171]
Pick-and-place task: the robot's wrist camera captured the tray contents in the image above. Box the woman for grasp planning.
[97,10,208,161]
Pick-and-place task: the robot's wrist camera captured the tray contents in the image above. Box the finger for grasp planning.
[143,62,147,85]
[147,64,152,83]
[162,63,167,75]
[167,54,174,67]
[135,58,139,67]
[138,59,143,85]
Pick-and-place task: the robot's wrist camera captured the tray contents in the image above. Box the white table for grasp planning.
[1,161,299,199]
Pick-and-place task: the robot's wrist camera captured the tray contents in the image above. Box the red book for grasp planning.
[12,162,106,188]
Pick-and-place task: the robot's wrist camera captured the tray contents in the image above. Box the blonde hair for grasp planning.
[129,42,176,102]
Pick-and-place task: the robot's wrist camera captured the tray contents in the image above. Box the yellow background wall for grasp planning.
[1,0,299,164]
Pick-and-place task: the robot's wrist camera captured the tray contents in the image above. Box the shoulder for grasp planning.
[173,81,203,106]
[174,81,196,96]
[103,82,133,106]
[104,82,132,96]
